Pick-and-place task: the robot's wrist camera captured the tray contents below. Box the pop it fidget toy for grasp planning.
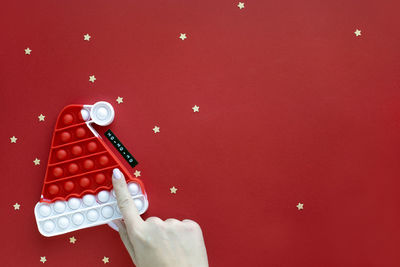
[34,101,149,237]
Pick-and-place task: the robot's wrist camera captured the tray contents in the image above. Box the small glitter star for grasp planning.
[354,29,361,37]
[116,96,123,104]
[102,256,109,264]
[170,186,177,194]
[89,75,96,83]
[192,105,199,112]
[38,114,45,121]
[13,203,20,210]
[33,158,41,166]
[69,236,76,244]
[10,136,17,143]
[296,203,304,210]
[40,256,47,263]
[25,48,32,55]
[179,33,187,40]
[237,2,245,9]
[153,126,160,133]
[134,170,141,177]
[84,34,91,41]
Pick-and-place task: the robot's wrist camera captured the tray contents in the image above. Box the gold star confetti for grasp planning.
[296,203,304,210]
[89,75,96,83]
[84,33,91,41]
[153,126,160,133]
[116,96,123,104]
[237,2,245,9]
[38,114,45,121]
[192,105,199,112]
[179,33,187,40]
[170,186,177,194]
[134,170,141,177]
[354,29,361,37]
[102,256,109,264]
[40,256,47,263]
[69,236,76,244]
[10,136,17,143]
[33,158,41,166]
[13,203,20,210]
[25,48,32,55]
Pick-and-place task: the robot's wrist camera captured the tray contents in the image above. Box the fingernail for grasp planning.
[113,168,122,179]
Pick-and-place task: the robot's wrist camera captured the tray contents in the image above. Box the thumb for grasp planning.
[112,168,143,228]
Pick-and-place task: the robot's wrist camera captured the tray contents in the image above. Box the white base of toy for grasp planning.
[34,184,148,237]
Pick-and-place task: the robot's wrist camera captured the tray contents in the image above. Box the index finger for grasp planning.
[112,168,144,228]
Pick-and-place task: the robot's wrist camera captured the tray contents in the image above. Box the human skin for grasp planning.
[111,168,209,267]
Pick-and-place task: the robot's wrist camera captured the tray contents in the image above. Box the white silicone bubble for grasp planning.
[80,109,90,121]
[54,201,66,213]
[68,198,81,210]
[87,209,99,222]
[101,206,114,219]
[128,183,139,195]
[90,101,114,126]
[58,216,69,229]
[72,213,84,226]
[134,198,144,211]
[43,220,56,233]
[39,204,51,217]
[97,107,108,119]
[97,190,110,203]
[83,194,96,206]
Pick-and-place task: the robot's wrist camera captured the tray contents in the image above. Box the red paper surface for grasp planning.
[1,0,400,266]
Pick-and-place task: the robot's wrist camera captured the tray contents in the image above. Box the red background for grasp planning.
[1,0,400,266]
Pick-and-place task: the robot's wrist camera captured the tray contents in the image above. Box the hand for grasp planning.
[111,168,209,267]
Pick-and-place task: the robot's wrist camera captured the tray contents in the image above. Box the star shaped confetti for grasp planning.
[38,114,45,121]
[33,158,41,166]
[116,96,123,104]
[134,170,141,177]
[170,186,177,194]
[89,75,96,83]
[25,48,32,55]
[102,256,109,264]
[179,33,187,40]
[192,105,199,112]
[10,136,17,143]
[354,29,361,37]
[40,256,46,263]
[237,2,245,9]
[296,203,304,210]
[13,203,20,210]
[153,126,160,133]
[69,236,76,244]
[84,33,91,41]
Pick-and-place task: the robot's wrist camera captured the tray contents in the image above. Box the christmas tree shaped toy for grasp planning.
[34,101,148,237]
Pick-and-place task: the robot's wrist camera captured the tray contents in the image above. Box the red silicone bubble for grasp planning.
[64,181,75,192]
[98,155,109,166]
[53,167,63,178]
[68,163,79,174]
[83,159,94,170]
[79,177,91,188]
[75,127,86,138]
[40,104,147,203]
[63,114,74,125]
[48,184,59,195]
[95,173,106,184]
[60,131,71,143]
[71,145,83,156]
[56,149,67,160]
[87,141,98,152]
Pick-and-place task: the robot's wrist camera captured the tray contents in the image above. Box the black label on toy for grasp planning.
[105,129,138,168]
